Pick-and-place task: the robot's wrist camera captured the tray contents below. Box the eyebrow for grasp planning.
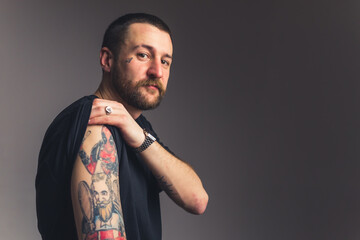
[133,44,172,59]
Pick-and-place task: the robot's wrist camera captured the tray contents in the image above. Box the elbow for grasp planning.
[188,191,209,215]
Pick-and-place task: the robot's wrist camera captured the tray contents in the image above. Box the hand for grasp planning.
[88,99,145,148]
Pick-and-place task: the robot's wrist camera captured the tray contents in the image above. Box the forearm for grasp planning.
[139,141,208,214]
[88,99,208,214]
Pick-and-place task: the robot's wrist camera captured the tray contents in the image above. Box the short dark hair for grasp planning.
[101,13,172,59]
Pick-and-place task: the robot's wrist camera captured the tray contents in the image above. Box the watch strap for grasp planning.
[133,129,156,153]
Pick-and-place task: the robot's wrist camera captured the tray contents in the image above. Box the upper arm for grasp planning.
[71,125,126,240]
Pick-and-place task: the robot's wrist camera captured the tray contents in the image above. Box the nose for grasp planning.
[147,58,163,79]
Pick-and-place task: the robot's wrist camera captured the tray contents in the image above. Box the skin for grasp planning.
[93,180,110,205]
[72,22,208,240]
[125,57,133,63]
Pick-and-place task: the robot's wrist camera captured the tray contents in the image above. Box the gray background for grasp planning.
[1,0,359,239]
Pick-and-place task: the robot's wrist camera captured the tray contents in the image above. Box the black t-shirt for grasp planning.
[36,95,168,240]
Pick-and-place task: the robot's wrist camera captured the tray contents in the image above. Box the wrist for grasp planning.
[133,129,156,153]
[134,128,146,148]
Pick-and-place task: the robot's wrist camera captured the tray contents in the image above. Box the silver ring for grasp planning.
[105,106,112,115]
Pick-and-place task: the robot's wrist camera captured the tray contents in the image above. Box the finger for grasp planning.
[91,102,128,119]
[93,98,113,104]
[89,106,105,118]
[90,104,118,118]
[91,109,127,121]
[88,114,129,126]
[92,99,110,109]
[93,98,122,107]
[88,116,113,125]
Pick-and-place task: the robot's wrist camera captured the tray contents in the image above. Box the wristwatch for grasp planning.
[133,129,156,153]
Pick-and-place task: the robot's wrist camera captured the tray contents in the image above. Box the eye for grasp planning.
[161,59,170,66]
[137,53,149,59]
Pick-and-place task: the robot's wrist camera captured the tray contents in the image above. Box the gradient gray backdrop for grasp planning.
[1,0,359,239]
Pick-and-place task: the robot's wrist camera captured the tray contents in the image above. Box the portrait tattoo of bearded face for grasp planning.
[92,173,113,221]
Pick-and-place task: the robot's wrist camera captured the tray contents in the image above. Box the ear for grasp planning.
[100,47,114,72]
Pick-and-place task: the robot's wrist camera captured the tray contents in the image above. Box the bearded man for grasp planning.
[36,13,208,240]
[91,173,124,237]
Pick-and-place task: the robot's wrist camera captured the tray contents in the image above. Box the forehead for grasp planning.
[93,180,108,190]
[123,23,173,55]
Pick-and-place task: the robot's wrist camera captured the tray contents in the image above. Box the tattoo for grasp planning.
[157,176,177,197]
[83,130,91,142]
[79,127,118,175]
[77,126,126,240]
[125,57,133,63]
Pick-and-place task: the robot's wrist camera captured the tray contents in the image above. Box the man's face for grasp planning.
[111,23,173,110]
[93,178,113,222]
[93,179,111,206]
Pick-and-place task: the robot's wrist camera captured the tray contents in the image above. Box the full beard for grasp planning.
[98,200,113,222]
[112,67,166,110]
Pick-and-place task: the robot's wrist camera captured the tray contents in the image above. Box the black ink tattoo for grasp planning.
[83,130,91,142]
[125,57,133,63]
[157,176,177,197]
[79,141,101,175]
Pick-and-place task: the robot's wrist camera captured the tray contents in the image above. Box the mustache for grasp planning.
[96,198,111,207]
[137,79,165,95]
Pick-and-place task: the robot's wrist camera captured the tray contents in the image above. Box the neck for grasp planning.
[95,78,142,119]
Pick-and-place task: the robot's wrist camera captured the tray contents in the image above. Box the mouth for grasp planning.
[144,84,160,92]
[138,80,163,95]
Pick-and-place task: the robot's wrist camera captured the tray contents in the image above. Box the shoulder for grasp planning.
[37,95,98,176]
[43,95,97,140]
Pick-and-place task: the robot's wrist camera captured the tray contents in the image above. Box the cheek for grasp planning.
[115,62,134,81]
[163,81,169,90]
[124,64,145,82]
[162,71,170,88]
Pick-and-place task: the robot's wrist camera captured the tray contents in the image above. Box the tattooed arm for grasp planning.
[71,125,126,240]
[89,99,209,215]
[139,141,208,215]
